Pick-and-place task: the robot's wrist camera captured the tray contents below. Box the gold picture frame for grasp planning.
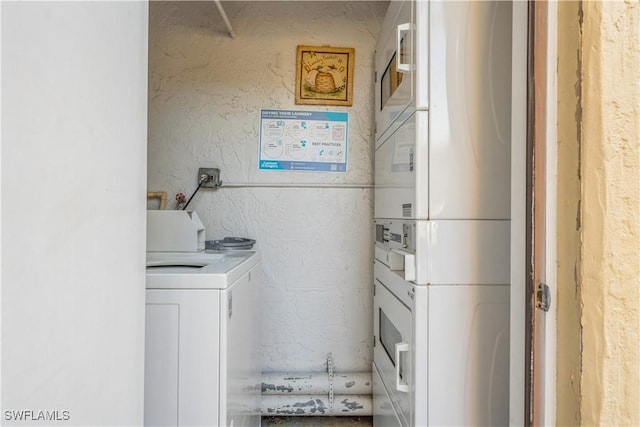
[295,45,355,106]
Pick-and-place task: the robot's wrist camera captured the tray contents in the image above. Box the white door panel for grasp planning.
[145,290,221,427]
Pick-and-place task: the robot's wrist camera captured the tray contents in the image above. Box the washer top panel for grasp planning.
[146,250,260,290]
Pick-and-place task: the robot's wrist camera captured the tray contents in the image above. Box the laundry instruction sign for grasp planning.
[259,109,348,172]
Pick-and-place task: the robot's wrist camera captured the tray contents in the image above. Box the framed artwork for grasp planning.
[295,45,355,106]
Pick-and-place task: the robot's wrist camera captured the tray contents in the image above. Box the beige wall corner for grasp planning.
[579,1,640,426]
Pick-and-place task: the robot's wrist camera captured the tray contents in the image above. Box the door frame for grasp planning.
[539,2,558,425]
[510,1,557,425]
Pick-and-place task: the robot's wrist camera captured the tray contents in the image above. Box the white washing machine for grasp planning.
[144,211,262,427]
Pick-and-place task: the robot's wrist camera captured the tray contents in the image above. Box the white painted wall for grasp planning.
[148,1,386,371]
[1,2,148,425]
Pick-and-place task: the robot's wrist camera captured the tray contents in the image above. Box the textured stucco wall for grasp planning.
[148,1,386,371]
[579,1,640,425]
[556,1,639,425]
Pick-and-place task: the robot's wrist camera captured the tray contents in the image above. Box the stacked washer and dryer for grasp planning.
[144,210,262,427]
[372,1,513,426]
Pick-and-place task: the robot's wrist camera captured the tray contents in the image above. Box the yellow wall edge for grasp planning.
[579,1,640,426]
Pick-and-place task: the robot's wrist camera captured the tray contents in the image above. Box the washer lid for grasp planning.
[145,250,260,289]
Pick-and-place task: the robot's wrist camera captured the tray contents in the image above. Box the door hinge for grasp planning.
[536,282,551,312]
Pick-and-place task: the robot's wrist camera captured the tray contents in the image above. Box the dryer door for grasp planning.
[373,265,413,427]
[374,0,414,143]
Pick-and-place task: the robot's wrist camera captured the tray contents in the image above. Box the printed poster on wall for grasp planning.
[259,109,348,172]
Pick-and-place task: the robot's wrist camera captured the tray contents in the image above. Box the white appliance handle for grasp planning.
[395,342,410,393]
[391,248,416,281]
[396,23,411,73]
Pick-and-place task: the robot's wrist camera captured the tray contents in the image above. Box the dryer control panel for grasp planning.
[374,219,417,283]
[375,219,415,253]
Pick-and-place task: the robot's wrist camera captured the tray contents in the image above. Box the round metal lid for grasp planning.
[206,237,256,250]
